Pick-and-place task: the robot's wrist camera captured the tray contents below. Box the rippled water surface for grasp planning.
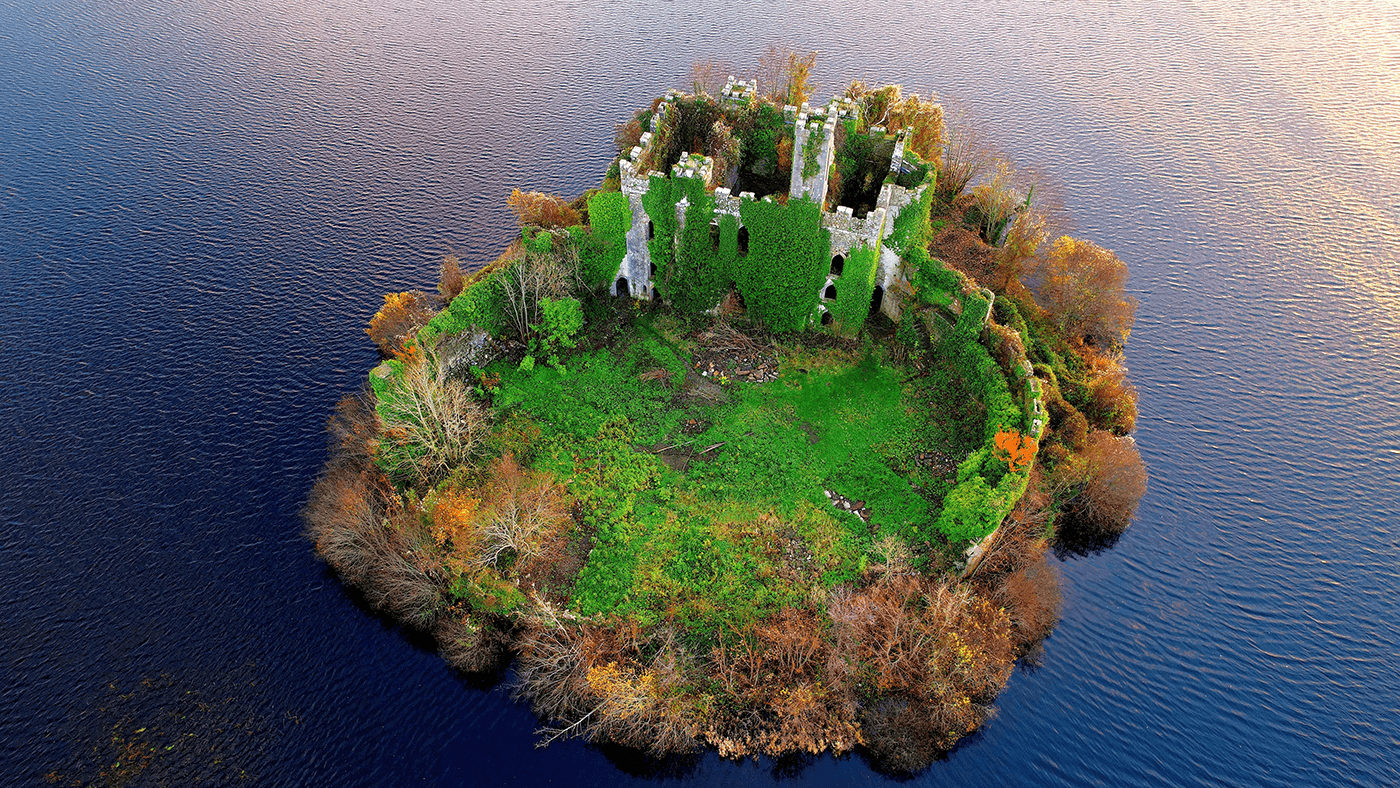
[3,0,1398,785]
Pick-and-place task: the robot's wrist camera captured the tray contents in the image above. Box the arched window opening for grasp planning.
[710,221,721,250]
[737,226,749,256]
[616,277,630,297]
[831,255,845,276]
[646,221,655,240]
[824,284,837,301]
[870,285,885,315]
[820,311,833,326]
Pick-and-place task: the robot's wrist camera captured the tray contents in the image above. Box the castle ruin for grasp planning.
[613,77,933,325]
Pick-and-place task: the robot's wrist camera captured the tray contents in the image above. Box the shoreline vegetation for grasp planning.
[305,49,1147,774]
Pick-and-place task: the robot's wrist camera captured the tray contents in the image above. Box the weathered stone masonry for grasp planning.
[614,78,931,324]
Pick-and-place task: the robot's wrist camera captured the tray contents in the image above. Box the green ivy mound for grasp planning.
[309,69,1145,773]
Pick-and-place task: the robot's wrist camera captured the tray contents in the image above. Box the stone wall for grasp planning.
[608,82,935,317]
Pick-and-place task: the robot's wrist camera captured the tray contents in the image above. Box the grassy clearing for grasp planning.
[483,314,979,648]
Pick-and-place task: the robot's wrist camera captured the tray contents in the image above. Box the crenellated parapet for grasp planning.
[607,79,938,315]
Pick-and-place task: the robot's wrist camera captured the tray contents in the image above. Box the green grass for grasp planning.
[483,323,981,647]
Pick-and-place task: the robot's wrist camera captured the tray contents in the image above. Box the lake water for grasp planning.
[3,0,1398,785]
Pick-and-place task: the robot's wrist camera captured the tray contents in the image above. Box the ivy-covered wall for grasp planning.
[883,173,936,256]
[831,243,879,332]
[577,190,631,289]
[735,197,830,332]
[909,264,1037,544]
[670,184,739,313]
[640,174,686,297]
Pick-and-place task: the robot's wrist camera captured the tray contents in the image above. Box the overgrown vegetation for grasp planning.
[308,57,1146,773]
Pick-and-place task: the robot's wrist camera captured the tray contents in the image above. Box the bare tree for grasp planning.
[474,454,569,569]
[499,242,577,340]
[377,349,490,485]
[755,44,817,106]
[688,58,735,97]
[939,103,992,200]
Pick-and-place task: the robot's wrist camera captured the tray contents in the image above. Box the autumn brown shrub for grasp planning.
[704,607,859,758]
[992,208,1047,292]
[886,93,945,166]
[996,555,1060,649]
[438,255,465,300]
[515,617,698,756]
[514,617,599,737]
[1074,430,1148,538]
[370,507,450,629]
[303,462,448,629]
[615,114,644,154]
[366,291,435,357]
[1081,353,1138,434]
[327,391,380,462]
[304,462,393,589]
[859,697,944,775]
[435,609,510,673]
[828,576,1014,758]
[507,189,581,230]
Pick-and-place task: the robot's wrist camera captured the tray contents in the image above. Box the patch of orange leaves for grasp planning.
[993,429,1037,473]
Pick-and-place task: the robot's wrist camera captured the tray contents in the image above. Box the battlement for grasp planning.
[608,78,935,320]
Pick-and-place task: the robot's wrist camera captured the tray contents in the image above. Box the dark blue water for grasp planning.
[3,0,1398,785]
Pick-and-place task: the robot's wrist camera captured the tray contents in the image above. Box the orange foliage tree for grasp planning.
[366,291,435,358]
[1032,235,1137,351]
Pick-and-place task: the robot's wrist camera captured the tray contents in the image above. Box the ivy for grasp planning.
[883,174,935,256]
[735,196,830,332]
[831,243,880,333]
[417,269,507,345]
[670,181,738,312]
[577,190,632,289]
[801,125,823,180]
[641,174,688,298]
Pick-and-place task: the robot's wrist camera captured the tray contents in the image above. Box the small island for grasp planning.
[306,57,1147,773]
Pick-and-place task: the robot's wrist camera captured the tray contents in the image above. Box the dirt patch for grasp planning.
[930,223,995,289]
[517,508,596,605]
[914,450,960,478]
[646,437,725,473]
[690,320,780,384]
